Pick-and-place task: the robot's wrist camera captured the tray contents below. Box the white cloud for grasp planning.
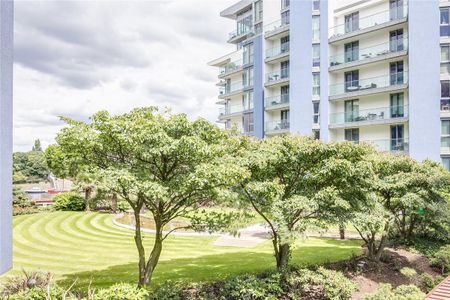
[13,0,236,151]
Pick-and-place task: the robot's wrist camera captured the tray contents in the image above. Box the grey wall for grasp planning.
[290,0,313,135]
[0,0,13,275]
[408,0,441,161]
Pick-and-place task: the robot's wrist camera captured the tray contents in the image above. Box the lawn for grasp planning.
[3,211,362,289]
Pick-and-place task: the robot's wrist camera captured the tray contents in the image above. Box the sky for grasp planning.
[13,0,236,151]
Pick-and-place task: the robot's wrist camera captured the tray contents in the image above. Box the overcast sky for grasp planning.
[13,0,236,151]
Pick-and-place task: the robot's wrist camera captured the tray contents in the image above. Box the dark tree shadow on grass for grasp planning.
[58,240,362,290]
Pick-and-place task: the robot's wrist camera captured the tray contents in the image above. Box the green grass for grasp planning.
[3,211,362,289]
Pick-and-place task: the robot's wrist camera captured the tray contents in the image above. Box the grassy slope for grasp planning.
[4,212,362,289]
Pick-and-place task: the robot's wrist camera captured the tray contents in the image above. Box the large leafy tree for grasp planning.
[54,107,247,286]
[352,154,450,261]
[13,140,49,183]
[236,136,374,270]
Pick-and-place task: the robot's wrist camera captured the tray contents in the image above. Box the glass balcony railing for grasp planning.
[219,59,243,76]
[330,105,408,125]
[329,72,408,96]
[441,99,450,111]
[330,39,408,67]
[330,6,408,38]
[219,81,244,96]
[265,94,289,108]
[228,26,253,41]
[265,120,290,132]
[266,44,290,59]
[266,69,289,83]
[219,104,252,117]
[442,136,450,150]
[264,19,289,34]
[362,138,409,153]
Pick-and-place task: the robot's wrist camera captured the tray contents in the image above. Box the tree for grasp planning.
[54,107,247,286]
[32,139,43,152]
[236,136,374,270]
[352,153,450,261]
[13,145,49,183]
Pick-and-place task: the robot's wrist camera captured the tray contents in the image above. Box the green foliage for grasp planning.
[0,270,53,297]
[400,267,417,278]
[149,281,181,300]
[117,201,131,212]
[7,286,65,300]
[53,192,85,211]
[13,149,49,183]
[94,283,150,300]
[32,139,43,152]
[430,244,450,274]
[221,273,283,300]
[420,273,444,293]
[363,284,425,300]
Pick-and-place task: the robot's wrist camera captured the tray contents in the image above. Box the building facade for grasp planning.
[209,0,450,170]
[0,0,13,274]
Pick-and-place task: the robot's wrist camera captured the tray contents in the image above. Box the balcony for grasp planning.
[219,59,244,78]
[265,69,289,87]
[442,136,450,153]
[265,44,290,63]
[265,94,289,110]
[265,120,290,135]
[329,105,408,128]
[228,26,254,44]
[264,19,289,39]
[329,72,408,101]
[329,39,408,71]
[218,104,251,120]
[329,6,408,43]
[218,81,244,98]
[362,138,409,154]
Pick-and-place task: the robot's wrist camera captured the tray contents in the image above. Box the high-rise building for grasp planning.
[209,0,450,170]
[0,0,14,274]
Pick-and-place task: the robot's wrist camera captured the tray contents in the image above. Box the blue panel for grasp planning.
[250,34,264,139]
[408,0,440,161]
[290,0,313,135]
[318,2,329,141]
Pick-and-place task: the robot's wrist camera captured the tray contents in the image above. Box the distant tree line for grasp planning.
[13,139,50,184]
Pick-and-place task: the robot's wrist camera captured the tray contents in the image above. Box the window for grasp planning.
[390,93,404,118]
[442,45,450,75]
[281,0,290,9]
[313,129,320,140]
[313,102,320,124]
[242,91,254,110]
[344,41,359,62]
[237,13,252,36]
[254,23,263,34]
[390,29,404,52]
[243,113,254,134]
[441,8,450,36]
[281,110,290,128]
[344,12,359,33]
[281,61,289,79]
[442,81,450,98]
[345,128,359,142]
[243,43,254,65]
[442,157,450,171]
[254,0,263,23]
[391,124,404,151]
[281,36,290,53]
[344,70,359,92]
[442,120,450,149]
[312,73,320,96]
[390,61,404,85]
[312,44,320,67]
[281,85,289,103]
[243,67,253,87]
[313,0,320,11]
[312,16,320,41]
[344,99,359,122]
[281,10,290,26]
[390,0,404,20]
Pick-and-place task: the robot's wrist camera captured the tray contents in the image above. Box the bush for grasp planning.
[0,270,53,297]
[420,273,444,293]
[149,281,182,300]
[53,192,85,211]
[220,273,283,300]
[363,284,425,300]
[430,244,450,275]
[7,286,65,300]
[94,283,149,300]
[400,267,417,278]
[117,201,132,212]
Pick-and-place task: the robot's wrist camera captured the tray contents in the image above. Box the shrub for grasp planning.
[363,284,425,300]
[420,273,444,293]
[94,283,150,300]
[430,244,450,275]
[149,281,182,300]
[53,192,85,211]
[117,201,132,213]
[220,273,283,300]
[7,286,65,300]
[1,270,53,297]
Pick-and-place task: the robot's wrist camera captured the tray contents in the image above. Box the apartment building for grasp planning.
[0,0,13,274]
[209,0,450,170]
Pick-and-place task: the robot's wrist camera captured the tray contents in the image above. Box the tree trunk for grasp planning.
[276,243,290,270]
[133,206,147,287]
[85,187,92,211]
[143,222,163,286]
[339,225,345,240]
[111,193,118,213]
